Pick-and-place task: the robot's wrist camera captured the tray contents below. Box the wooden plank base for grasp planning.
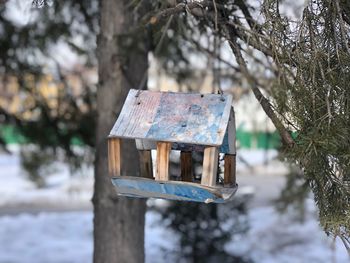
[111,176,237,203]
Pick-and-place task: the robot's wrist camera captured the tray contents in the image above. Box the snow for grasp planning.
[0,147,93,208]
[0,148,282,208]
[0,150,348,262]
[0,204,347,263]
[0,212,93,263]
[4,0,36,27]
[0,210,176,263]
[227,202,348,263]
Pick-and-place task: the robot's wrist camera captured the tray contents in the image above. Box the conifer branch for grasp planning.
[225,32,295,148]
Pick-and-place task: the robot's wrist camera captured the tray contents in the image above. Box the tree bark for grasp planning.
[93,0,149,262]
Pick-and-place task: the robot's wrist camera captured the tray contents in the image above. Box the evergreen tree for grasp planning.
[0,1,98,161]
[150,0,350,247]
[158,200,252,263]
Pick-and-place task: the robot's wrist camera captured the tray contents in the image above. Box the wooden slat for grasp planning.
[180,151,193,182]
[224,154,236,186]
[136,139,206,152]
[109,89,233,147]
[135,139,156,151]
[139,150,153,179]
[155,142,172,181]
[110,90,162,139]
[111,176,238,203]
[136,137,235,154]
[201,146,219,187]
[108,137,121,177]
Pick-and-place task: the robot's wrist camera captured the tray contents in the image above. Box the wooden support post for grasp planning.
[224,154,236,186]
[156,142,172,181]
[180,151,193,182]
[108,137,121,177]
[139,150,153,179]
[201,146,219,187]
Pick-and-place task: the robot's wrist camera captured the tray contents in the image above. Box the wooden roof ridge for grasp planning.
[109,89,233,146]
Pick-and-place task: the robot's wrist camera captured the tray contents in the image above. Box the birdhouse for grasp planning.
[108,89,237,203]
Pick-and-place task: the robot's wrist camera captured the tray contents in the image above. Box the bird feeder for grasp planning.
[107,89,237,203]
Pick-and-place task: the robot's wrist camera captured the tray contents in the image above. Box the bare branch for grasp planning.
[149,2,210,25]
[224,26,295,148]
[188,37,240,70]
[150,1,295,148]
[235,0,263,34]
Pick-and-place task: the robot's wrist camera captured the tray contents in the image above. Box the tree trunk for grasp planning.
[93,0,149,262]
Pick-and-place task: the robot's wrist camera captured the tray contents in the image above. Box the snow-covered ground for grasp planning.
[0,203,347,263]
[0,148,283,209]
[0,149,348,262]
[228,202,348,263]
[0,147,93,209]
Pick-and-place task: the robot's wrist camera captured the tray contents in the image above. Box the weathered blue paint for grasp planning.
[111,177,237,203]
[110,89,234,147]
[220,130,230,153]
[146,93,227,145]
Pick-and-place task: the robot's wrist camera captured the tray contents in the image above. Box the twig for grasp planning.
[150,1,295,148]
[189,38,239,70]
[335,0,350,55]
[339,235,350,257]
[149,2,210,25]
[235,0,263,35]
[212,0,218,31]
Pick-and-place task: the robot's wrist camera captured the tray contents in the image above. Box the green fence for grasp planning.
[236,130,281,149]
[0,125,28,144]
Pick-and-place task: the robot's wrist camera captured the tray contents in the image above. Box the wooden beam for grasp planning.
[201,146,218,187]
[224,154,236,186]
[156,142,172,181]
[108,137,121,177]
[180,151,193,182]
[139,150,153,179]
[136,139,207,153]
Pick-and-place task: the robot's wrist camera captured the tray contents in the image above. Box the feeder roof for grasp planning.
[109,89,233,146]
